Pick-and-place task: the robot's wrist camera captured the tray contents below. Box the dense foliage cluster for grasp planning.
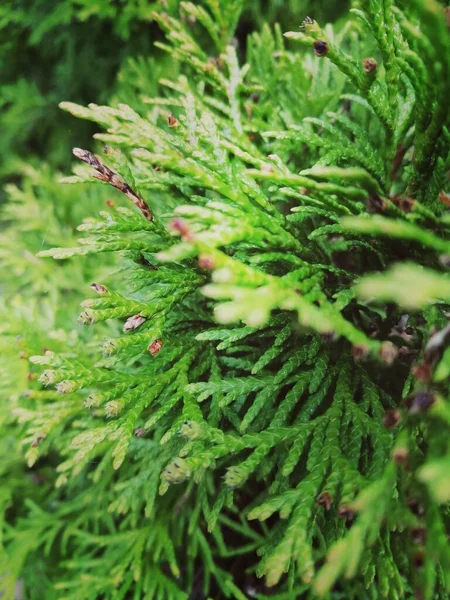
[1,0,450,598]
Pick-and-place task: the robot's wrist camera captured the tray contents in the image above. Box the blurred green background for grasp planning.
[0,0,349,178]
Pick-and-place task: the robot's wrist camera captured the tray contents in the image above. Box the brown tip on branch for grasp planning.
[170,218,194,241]
[391,195,415,213]
[72,148,153,221]
[392,447,409,467]
[123,314,147,333]
[198,255,215,270]
[439,191,450,206]
[167,113,178,128]
[352,344,369,361]
[31,433,47,448]
[90,283,108,294]
[338,506,354,522]
[383,409,402,429]
[148,339,163,356]
[406,391,435,415]
[367,194,388,213]
[73,147,98,165]
[412,362,432,382]
[379,341,398,365]
[362,57,377,73]
[316,491,332,510]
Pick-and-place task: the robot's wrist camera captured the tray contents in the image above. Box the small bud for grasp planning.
[167,113,178,127]
[179,420,202,440]
[123,314,147,333]
[352,344,369,361]
[439,191,450,206]
[367,194,388,213]
[106,198,115,208]
[19,350,28,359]
[105,400,122,418]
[148,339,163,356]
[162,458,191,484]
[56,380,77,395]
[406,391,435,415]
[134,428,146,437]
[338,506,354,522]
[102,340,118,356]
[78,309,95,325]
[39,370,57,386]
[393,447,408,467]
[379,341,398,365]
[383,409,402,429]
[90,283,108,294]
[392,195,415,213]
[224,466,247,488]
[362,57,377,73]
[412,362,432,382]
[170,218,194,241]
[321,331,337,343]
[313,40,329,57]
[84,393,102,409]
[31,433,46,448]
[316,491,332,510]
[198,255,215,270]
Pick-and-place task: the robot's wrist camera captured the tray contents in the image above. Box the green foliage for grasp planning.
[0,0,349,179]
[2,0,450,599]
